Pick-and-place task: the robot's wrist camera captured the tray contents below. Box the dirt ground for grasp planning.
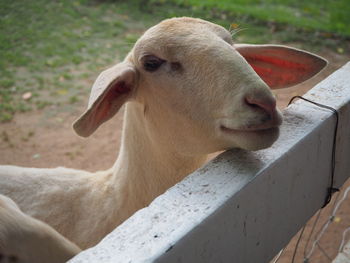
[0,51,349,262]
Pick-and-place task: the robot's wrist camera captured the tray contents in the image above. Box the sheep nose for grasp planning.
[245,95,277,116]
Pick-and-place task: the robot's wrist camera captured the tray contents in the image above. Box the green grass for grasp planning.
[0,0,149,122]
[0,0,349,122]
[143,0,350,47]
[150,0,350,37]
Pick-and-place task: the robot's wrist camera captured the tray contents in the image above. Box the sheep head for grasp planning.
[73,17,327,153]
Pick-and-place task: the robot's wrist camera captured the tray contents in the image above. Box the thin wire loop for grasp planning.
[303,209,323,259]
[271,96,343,263]
[285,96,341,263]
[291,226,306,263]
[288,96,340,207]
[272,248,285,263]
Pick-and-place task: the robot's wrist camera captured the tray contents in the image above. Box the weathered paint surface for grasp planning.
[70,62,350,263]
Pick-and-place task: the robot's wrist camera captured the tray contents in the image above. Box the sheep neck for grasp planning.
[110,102,207,217]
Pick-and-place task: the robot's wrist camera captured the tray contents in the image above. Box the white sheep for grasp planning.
[0,17,326,262]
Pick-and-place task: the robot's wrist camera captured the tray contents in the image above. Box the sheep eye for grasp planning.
[143,55,165,72]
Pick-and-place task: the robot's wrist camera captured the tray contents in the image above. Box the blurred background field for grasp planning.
[0,0,349,122]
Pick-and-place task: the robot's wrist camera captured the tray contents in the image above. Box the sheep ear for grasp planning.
[73,62,137,137]
[235,44,328,89]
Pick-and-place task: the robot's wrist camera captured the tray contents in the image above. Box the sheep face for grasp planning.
[131,18,282,153]
[74,17,327,154]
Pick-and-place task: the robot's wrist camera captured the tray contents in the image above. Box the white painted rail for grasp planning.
[70,62,350,263]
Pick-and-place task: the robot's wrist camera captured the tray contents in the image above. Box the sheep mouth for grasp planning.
[220,125,279,134]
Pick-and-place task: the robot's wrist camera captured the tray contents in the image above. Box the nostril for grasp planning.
[245,96,276,115]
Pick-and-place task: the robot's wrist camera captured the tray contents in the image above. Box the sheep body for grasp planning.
[0,194,80,263]
[0,166,113,248]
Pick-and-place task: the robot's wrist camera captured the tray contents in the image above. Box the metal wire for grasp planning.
[272,96,346,263]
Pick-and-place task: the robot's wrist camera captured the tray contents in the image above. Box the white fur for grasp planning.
[0,17,326,262]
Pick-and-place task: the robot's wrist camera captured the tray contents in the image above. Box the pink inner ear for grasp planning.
[236,45,327,89]
[248,54,312,71]
[244,54,313,88]
[114,81,131,94]
[95,81,131,122]
[73,64,136,137]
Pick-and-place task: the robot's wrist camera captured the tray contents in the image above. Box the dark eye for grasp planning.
[142,55,165,72]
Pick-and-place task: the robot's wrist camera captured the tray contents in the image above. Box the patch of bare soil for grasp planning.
[0,105,123,171]
[0,51,348,262]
